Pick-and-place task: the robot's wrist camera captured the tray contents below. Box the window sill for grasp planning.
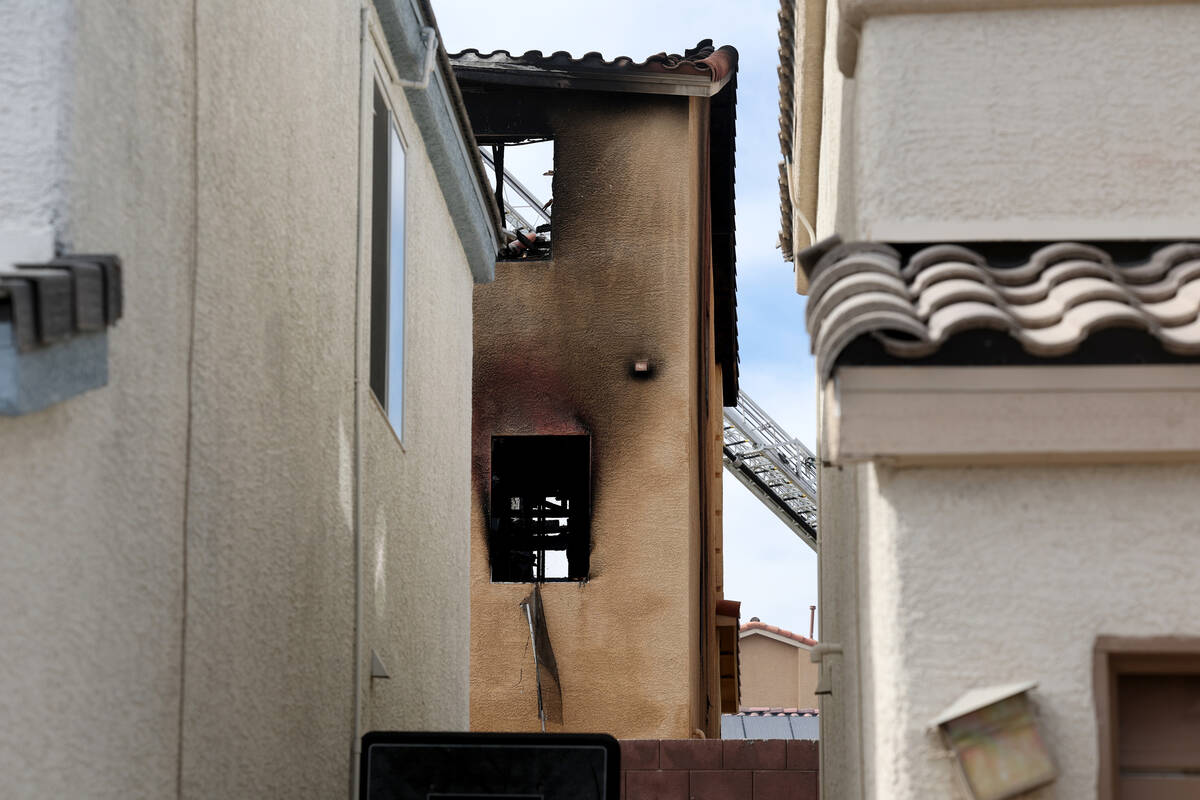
[0,254,122,415]
[367,388,406,454]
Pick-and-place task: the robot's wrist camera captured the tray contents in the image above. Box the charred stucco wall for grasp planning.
[470,92,723,739]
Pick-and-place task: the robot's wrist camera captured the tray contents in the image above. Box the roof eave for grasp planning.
[451,65,732,98]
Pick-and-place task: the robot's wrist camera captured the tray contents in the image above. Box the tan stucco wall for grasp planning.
[1,3,476,797]
[469,93,714,739]
[739,634,822,709]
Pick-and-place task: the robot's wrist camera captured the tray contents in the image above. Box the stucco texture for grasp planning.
[0,2,194,797]
[853,462,1200,799]
[178,2,361,796]
[812,4,1200,800]
[2,2,476,797]
[360,63,474,735]
[469,94,715,739]
[850,4,1200,242]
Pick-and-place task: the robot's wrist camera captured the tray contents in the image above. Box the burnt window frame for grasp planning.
[479,137,554,262]
[489,435,590,583]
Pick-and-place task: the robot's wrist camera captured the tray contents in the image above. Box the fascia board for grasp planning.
[825,364,1200,465]
[450,66,726,98]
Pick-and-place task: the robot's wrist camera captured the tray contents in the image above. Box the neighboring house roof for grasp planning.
[740,620,817,648]
[449,41,741,404]
[722,709,819,740]
[803,238,1200,380]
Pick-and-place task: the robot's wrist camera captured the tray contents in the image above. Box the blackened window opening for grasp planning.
[490,435,589,582]
[478,138,553,260]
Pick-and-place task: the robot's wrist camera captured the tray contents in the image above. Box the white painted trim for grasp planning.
[862,216,1200,244]
[826,365,1200,465]
[740,628,815,650]
[0,226,55,267]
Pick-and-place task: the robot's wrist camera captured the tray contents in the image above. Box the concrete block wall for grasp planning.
[620,739,818,800]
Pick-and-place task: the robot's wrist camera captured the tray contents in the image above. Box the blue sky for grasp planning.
[435,0,820,637]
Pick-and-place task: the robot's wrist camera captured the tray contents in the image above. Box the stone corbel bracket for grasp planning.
[837,0,1197,77]
[0,254,123,415]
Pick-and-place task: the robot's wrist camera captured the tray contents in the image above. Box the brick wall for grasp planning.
[620,739,818,800]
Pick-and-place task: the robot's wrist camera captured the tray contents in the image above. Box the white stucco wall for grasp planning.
[854,462,1200,798]
[849,4,1200,241]
[0,0,70,262]
[1,1,476,797]
[178,2,362,795]
[814,4,1200,799]
[361,61,474,734]
[0,2,195,797]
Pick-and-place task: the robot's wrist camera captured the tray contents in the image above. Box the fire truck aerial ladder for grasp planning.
[722,390,818,551]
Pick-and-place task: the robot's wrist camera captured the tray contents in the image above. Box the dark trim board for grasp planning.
[360,731,620,800]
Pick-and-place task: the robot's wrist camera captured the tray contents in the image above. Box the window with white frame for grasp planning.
[369,84,406,436]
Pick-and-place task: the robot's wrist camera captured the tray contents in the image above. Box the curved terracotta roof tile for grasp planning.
[777,0,797,258]
[806,240,1200,379]
[448,40,737,82]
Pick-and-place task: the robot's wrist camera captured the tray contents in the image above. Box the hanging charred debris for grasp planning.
[479,138,553,260]
[519,584,564,729]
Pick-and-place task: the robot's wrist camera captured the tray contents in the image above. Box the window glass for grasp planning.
[386,120,405,435]
[369,85,406,440]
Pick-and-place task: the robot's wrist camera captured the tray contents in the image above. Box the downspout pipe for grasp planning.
[394,27,437,90]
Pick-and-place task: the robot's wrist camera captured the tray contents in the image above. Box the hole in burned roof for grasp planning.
[480,139,553,261]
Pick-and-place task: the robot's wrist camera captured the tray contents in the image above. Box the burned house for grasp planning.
[451,41,740,739]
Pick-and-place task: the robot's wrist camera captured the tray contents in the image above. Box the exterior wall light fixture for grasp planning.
[630,358,655,379]
[932,681,1056,800]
